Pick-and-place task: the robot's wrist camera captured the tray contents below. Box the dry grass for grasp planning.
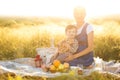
[0,16,120,80]
[0,71,119,80]
[0,16,120,60]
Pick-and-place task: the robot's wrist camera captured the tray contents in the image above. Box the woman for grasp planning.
[65,6,94,69]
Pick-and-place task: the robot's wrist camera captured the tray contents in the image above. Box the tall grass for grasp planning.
[0,17,120,61]
[0,26,65,60]
[94,34,120,61]
[93,19,120,61]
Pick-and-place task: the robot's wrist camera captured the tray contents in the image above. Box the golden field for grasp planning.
[0,16,120,61]
[0,16,120,80]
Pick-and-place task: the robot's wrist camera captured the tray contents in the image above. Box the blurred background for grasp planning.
[0,0,120,61]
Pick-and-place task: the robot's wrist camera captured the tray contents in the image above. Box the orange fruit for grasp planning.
[63,62,69,69]
[49,65,55,70]
[49,65,56,73]
[53,60,61,68]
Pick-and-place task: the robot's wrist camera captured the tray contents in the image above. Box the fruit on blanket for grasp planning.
[63,62,69,69]
[50,65,56,70]
[78,69,83,75]
[53,60,61,68]
[49,60,70,73]
[49,65,56,73]
[58,64,64,71]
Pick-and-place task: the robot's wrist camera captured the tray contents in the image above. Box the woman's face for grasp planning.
[74,7,86,23]
[66,28,77,39]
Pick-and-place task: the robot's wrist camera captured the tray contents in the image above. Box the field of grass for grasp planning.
[0,71,119,80]
[0,16,120,80]
[90,15,120,61]
[0,16,120,61]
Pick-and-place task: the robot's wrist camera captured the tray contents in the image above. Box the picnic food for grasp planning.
[42,60,83,75]
[49,60,70,73]
[53,60,61,68]
[78,69,83,75]
[63,62,69,69]
[34,55,42,68]
[49,65,56,73]
[58,64,64,70]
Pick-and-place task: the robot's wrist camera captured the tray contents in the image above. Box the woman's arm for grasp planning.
[74,31,94,58]
[65,31,94,61]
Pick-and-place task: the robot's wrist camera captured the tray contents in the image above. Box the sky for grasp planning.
[0,0,120,18]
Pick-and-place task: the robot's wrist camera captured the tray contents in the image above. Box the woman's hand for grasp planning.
[65,54,75,62]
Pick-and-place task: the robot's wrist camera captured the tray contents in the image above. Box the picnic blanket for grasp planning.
[0,57,119,78]
[0,58,62,78]
[0,58,90,77]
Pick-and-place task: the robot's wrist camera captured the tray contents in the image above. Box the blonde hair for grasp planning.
[74,6,86,17]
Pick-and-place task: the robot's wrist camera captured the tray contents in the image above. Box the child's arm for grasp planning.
[64,39,78,54]
[69,39,78,54]
[50,51,59,63]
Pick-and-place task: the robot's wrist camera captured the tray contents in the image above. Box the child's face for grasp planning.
[66,28,77,39]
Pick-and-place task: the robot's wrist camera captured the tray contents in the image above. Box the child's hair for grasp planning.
[65,25,77,33]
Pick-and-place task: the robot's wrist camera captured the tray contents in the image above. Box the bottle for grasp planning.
[34,55,42,68]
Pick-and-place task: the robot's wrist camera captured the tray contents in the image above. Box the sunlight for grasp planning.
[94,26,104,34]
[39,24,65,35]
[0,0,120,18]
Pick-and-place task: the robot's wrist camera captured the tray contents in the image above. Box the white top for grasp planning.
[77,23,93,35]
